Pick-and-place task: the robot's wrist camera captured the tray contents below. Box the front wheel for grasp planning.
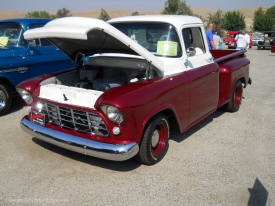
[135,114,169,165]
[0,84,12,116]
[222,80,243,113]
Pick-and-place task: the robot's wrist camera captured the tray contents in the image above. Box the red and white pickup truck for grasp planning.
[18,15,251,165]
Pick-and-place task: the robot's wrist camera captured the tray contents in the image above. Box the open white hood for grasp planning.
[24,17,165,74]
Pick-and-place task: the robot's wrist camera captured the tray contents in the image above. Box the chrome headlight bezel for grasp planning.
[16,88,33,104]
[101,105,124,124]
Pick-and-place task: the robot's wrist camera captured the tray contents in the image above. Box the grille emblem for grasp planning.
[63,94,69,101]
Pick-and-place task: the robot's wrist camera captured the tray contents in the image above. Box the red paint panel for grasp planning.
[185,63,219,125]
[272,43,275,53]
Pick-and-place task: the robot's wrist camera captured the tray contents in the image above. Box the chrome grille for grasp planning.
[37,102,109,136]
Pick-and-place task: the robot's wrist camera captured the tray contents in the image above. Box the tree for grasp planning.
[266,6,275,18]
[254,7,265,19]
[162,0,193,15]
[56,8,71,18]
[177,0,193,15]
[25,11,56,19]
[207,9,224,33]
[253,6,275,31]
[161,0,204,22]
[223,11,246,31]
[253,14,275,31]
[98,9,110,21]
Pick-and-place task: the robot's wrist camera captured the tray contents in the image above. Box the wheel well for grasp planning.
[144,109,181,136]
[238,77,246,87]
[0,78,16,92]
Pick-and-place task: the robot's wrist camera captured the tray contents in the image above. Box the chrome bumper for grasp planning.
[20,116,139,161]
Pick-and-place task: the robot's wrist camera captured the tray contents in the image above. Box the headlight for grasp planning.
[101,105,123,124]
[16,88,33,104]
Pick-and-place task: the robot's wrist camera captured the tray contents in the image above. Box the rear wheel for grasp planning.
[135,114,169,165]
[0,84,12,116]
[222,80,243,113]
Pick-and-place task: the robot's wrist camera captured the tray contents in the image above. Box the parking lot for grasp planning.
[1,46,274,205]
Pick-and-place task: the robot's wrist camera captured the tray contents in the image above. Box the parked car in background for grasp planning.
[18,16,251,165]
[257,31,275,50]
[0,18,73,116]
[252,32,264,46]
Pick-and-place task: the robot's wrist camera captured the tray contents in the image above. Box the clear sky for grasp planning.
[1,0,275,12]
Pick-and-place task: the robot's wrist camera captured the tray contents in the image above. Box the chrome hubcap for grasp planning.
[151,129,160,148]
[0,90,6,109]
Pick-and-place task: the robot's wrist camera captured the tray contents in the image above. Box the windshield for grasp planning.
[0,23,24,47]
[112,23,182,57]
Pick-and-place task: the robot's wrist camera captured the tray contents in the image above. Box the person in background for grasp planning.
[234,30,247,50]
[243,30,250,50]
[213,31,222,50]
[205,23,216,50]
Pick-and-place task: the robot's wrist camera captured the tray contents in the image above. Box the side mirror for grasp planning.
[187,47,196,57]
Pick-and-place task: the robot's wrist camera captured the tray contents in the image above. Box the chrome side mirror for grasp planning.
[187,47,196,57]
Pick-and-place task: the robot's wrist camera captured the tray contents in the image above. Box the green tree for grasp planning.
[162,0,193,15]
[177,0,193,15]
[253,6,275,31]
[253,14,275,31]
[98,9,110,21]
[25,11,56,19]
[223,11,246,31]
[266,6,275,18]
[161,0,204,22]
[56,8,71,18]
[207,9,224,33]
[254,7,265,19]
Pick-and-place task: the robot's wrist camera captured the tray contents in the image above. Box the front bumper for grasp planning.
[20,116,139,161]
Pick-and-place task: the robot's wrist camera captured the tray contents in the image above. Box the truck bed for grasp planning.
[210,49,246,63]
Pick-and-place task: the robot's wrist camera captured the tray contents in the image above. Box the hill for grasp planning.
[0,7,266,31]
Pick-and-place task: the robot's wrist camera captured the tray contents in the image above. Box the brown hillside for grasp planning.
[0,8,266,30]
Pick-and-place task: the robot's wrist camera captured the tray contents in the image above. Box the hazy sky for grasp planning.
[1,0,275,12]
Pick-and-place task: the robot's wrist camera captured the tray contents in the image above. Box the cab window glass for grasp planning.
[182,27,205,55]
[0,23,24,46]
[112,23,182,57]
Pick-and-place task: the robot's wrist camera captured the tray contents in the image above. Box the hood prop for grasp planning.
[74,52,85,68]
[144,61,153,80]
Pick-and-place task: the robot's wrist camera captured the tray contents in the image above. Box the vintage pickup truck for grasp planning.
[18,16,251,165]
[0,18,72,116]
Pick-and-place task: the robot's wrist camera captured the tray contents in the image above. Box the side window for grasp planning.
[182,27,205,55]
[28,25,53,47]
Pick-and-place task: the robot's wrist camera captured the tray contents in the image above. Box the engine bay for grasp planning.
[38,56,161,108]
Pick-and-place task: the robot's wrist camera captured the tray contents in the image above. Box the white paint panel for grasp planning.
[39,84,103,109]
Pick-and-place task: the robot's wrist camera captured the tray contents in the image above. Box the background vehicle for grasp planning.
[18,16,251,165]
[257,31,275,50]
[226,31,238,49]
[252,32,264,46]
[0,18,73,115]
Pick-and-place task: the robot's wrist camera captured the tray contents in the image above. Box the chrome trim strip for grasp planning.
[21,116,139,161]
[0,67,29,73]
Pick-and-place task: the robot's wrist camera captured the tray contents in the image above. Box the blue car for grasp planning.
[0,18,73,115]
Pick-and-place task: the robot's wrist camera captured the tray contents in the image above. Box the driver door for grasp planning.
[181,27,219,125]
